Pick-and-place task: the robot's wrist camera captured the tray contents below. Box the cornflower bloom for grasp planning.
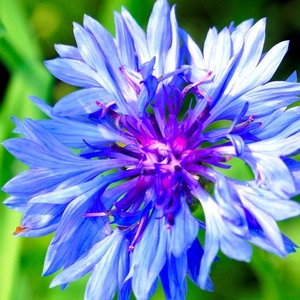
[3,0,300,299]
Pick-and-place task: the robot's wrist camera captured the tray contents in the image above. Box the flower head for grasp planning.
[3,0,300,299]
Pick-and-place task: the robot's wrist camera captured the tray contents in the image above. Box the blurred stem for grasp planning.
[250,251,281,300]
[0,0,53,298]
[0,37,24,73]
[0,0,43,62]
[0,65,52,300]
[0,209,21,300]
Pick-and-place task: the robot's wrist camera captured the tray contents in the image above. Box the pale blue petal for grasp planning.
[127,211,167,299]
[114,12,136,70]
[146,0,171,76]
[179,29,205,69]
[121,6,150,65]
[45,58,101,87]
[169,198,199,257]
[164,6,180,74]
[54,44,82,60]
[53,87,114,116]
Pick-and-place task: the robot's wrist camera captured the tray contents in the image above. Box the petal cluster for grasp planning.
[2,0,300,299]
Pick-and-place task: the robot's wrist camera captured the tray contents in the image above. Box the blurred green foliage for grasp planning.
[1,0,300,299]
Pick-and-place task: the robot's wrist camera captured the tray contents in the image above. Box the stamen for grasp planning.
[84,212,110,217]
[13,226,28,236]
[235,115,255,130]
[120,66,141,94]
[95,101,116,118]
[128,214,148,252]
[182,71,213,98]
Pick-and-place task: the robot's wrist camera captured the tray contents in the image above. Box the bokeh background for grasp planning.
[1,0,300,299]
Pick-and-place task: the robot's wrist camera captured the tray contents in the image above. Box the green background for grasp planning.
[1,0,300,299]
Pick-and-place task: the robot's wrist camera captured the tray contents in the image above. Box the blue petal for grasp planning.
[54,44,82,60]
[39,118,133,148]
[44,216,107,276]
[164,6,180,75]
[50,229,126,287]
[179,28,205,69]
[114,12,136,70]
[187,238,214,292]
[226,134,245,156]
[45,58,101,87]
[84,231,129,300]
[83,15,136,102]
[138,75,158,118]
[225,18,266,93]
[287,70,297,82]
[253,105,300,139]
[146,0,171,75]
[126,210,167,299]
[160,253,187,300]
[53,87,114,116]
[169,198,199,257]
[243,198,286,256]
[121,6,150,65]
[208,27,232,76]
[231,41,289,98]
[229,179,300,221]
[242,151,296,198]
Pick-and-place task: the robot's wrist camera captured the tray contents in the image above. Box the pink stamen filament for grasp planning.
[84,212,108,217]
[182,71,213,98]
[128,213,148,252]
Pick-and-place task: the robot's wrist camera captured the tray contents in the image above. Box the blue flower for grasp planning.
[2,0,300,299]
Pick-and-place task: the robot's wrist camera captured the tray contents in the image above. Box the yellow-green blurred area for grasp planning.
[1,0,300,299]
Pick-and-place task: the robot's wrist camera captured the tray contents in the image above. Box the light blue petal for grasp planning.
[45,58,100,87]
[230,179,300,221]
[84,231,129,300]
[179,29,205,69]
[248,131,300,156]
[114,12,136,70]
[54,44,82,60]
[3,138,69,168]
[44,217,107,276]
[210,27,232,75]
[164,6,180,75]
[225,18,266,92]
[83,15,135,102]
[242,198,287,256]
[53,87,114,116]
[30,169,139,204]
[39,118,132,148]
[253,106,300,139]
[160,253,187,300]
[127,210,167,299]
[232,40,289,98]
[21,203,64,229]
[233,19,254,34]
[29,96,53,116]
[50,229,124,287]
[203,27,218,68]
[187,238,214,292]
[146,0,171,76]
[226,134,245,156]
[169,198,199,257]
[242,151,295,197]
[121,6,150,65]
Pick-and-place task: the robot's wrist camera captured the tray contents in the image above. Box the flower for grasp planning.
[2,0,300,299]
